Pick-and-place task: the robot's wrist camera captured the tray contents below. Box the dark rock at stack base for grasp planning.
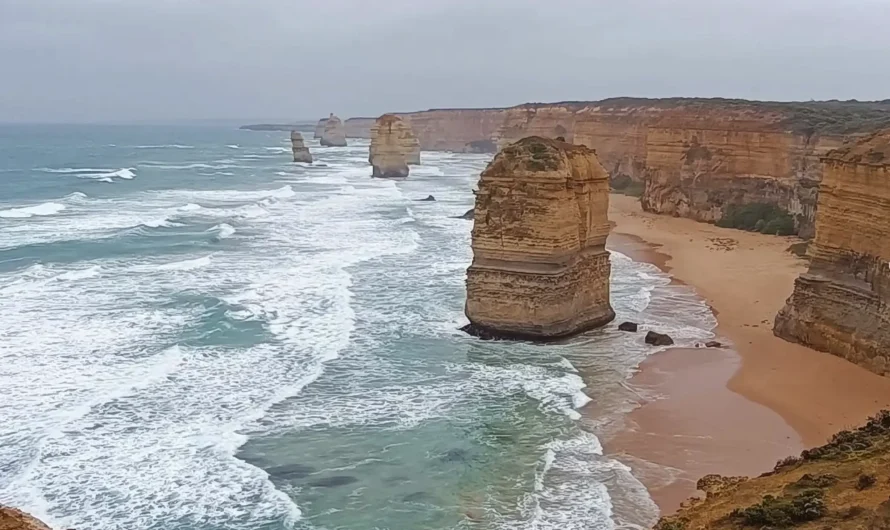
[418,195,436,202]
[459,209,474,220]
[705,340,724,348]
[645,331,674,346]
[618,321,638,332]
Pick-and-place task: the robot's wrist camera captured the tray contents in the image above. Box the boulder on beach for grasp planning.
[618,321,638,332]
[645,331,674,346]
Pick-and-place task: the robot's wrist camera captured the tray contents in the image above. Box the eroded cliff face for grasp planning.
[399,109,507,151]
[0,506,52,530]
[320,114,347,147]
[368,114,419,178]
[775,131,890,376]
[290,131,312,163]
[464,136,614,340]
[344,117,375,139]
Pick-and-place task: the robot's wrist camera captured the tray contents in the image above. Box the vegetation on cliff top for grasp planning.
[716,203,797,236]
[655,410,890,530]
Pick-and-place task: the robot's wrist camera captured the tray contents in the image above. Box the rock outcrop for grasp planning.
[655,410,890,530]
[464,136,615,340]
[774,131,890,376]
[0,506,53,530]
[313,118,326,139]
[290,131,312,163]
[369,114,420,178]
[319,113,347,147]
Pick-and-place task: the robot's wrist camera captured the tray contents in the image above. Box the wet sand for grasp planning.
[601,195,890,514]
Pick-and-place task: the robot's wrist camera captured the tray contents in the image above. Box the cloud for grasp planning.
[1,0,889,122]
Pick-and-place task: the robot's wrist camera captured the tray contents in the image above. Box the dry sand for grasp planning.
[601,194,890,514]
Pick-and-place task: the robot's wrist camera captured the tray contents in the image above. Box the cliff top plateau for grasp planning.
[656,410,890,530]
[823,129,890,165]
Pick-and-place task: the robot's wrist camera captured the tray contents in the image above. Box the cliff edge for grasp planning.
[656,410,890,530]
[774,131,890,376]
[464,136,614,340]
[0,506,53,530]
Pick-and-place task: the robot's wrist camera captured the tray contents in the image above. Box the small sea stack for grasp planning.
[320,113,347,147]
[369,114,420,178]
[463,136,615,340]
[290,131,313,163]
[313,118,326,139]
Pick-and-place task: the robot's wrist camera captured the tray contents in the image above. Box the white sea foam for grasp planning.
[227,145,240,149]
[211,223,236,239]
[133,144,194,149]
[157,255,212,271]
[0,202,67,218]
[76,168,136,181]
[35,167,113,174]
[180,203,202,212]
[55,265,102,281]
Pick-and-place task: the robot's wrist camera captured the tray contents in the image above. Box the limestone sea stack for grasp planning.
[320,113,347,147]
[313,118,326,139]
[463,136,615,340]
[369,114,420,178]
[290,131,313,163]
[774,131,890,376]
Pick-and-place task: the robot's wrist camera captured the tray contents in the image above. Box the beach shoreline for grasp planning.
[598,195,890,515]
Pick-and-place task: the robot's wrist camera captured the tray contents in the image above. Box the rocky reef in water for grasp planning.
[369,114,420,179]
[655,410,890,530]
[774,131,890,376]
[464,136,614,340]
[319,114,347,147]
[0,506,53,530]
[290,131,312,163]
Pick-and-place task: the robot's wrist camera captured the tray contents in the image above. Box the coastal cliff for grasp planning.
[655,410,890,530]
[344,117,376,139]
[464,136,614,340]
[774,131,890,376]
[319,113,347,147]
[290,131,312,163]
[0,506,52,530]
[369,114,419,178]
[395,99,889,236]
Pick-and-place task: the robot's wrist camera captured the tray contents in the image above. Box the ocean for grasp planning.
[0,124,717,530]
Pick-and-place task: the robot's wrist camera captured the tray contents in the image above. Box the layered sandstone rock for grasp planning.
[319,113,347,147]
[464,136,615,340]
[290,131,312,163]
[313,118,326,139]
[0,506,53,530]
[368,114,420,178]
[775,131,890,376]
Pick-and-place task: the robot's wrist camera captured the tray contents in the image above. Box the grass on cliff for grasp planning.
[655,410,890,530]
[716,203,796,236]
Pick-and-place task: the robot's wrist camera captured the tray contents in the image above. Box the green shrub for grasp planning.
[717,203,797,236]
[730,490,826,527]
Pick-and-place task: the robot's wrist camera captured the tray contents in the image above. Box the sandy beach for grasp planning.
[602,194,890,514]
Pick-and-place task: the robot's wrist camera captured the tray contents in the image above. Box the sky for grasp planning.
[1,0,889,123]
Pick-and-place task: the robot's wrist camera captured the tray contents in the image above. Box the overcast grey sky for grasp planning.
[1,0,889,123]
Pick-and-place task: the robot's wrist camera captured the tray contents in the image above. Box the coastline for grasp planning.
[599,194,890,515]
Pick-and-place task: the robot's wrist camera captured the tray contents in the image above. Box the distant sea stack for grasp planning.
[290,131,313,163]
[313,118,326,139]
[463,136,615,340]
[774,131,890,376]
[320,114,347,147]
[369,114,420,178]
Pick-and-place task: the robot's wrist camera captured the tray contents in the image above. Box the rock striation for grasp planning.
[290,131,312,163]
[0,506,53,530]
[464,136,615,340]
[369,114,420,178]
[319,113,347,147]
[774,131,890,376]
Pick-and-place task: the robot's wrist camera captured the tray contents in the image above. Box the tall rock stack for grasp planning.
[463,136,615,340]
[774,131,890,376]
[313,118,326,139]
[320,113,347,147]
[369,114,420,178]
[290,131,313,163]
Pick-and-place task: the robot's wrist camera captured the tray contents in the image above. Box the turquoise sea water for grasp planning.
[0,124,716,530]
